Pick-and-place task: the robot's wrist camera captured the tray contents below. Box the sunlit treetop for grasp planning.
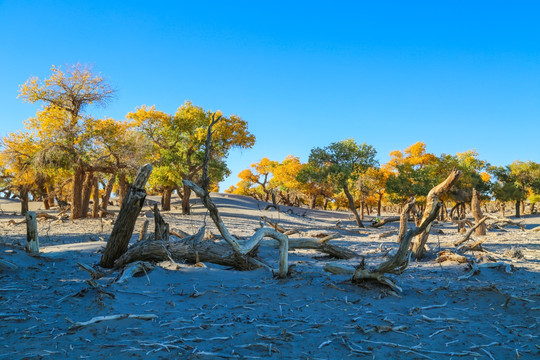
[18,64,114,123]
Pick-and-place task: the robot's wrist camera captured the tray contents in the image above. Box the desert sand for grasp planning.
[0,194,539,359]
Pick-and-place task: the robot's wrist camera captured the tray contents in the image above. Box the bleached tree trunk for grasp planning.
[343,184,364,228]
[26,211,39,254]
[471,188,486,236]
[411,168,462,259]
[100,164,153,268]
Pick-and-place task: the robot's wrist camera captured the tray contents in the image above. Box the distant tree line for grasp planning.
[1,65,538,223]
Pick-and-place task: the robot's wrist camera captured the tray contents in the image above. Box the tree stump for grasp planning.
[100,164,153,268]
[26,211,39,254]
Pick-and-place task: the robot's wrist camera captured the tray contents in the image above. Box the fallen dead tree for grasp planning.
[325,198,442,292]
[485,215,525,231]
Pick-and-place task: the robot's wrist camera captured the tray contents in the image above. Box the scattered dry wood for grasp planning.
[453,216,488,246]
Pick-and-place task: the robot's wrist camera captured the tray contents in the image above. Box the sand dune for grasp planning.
[1,194,539,359]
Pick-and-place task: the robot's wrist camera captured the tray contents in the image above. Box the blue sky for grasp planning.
[1,1,538,190]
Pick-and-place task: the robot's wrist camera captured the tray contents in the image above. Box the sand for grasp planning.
[0,194,539,359]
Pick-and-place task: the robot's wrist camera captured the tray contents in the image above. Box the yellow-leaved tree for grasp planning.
[18,64,115,219]
[129,101,255,213]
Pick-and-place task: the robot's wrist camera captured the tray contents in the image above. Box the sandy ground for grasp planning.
[0,194,539,359]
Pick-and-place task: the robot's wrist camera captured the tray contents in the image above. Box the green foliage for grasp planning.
[307,139,377,189]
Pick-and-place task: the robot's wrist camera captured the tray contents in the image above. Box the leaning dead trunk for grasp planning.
[471,188,486,236]
[411,168,462,259]
[343,184,364,228]
[100,164,153,268]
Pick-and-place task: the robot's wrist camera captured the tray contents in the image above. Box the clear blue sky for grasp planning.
[1,1,538,190]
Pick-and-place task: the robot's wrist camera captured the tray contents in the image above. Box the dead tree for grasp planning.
[411,168,462,259]
[471,188,486,236]
[100,164,153,268]
[325,198,442,292]
[114,116,356,274]
[182,113,289,277]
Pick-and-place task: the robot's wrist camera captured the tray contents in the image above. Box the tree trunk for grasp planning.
[71,167,85,220]
[471,188,486,236]
[118,171,129,205]
[309,195,317,209]
[80,172,94,219]
[161,187,173,211]
[26,211,39,254]
[101,173,116,211]
[91,177,100,218]
[323,198,329,210]
[43,196,50,210]
[377,194,382,216]
[182,183,192,215]
[20,189,29,216]
[411,168,462,259]
[515,200,521,218]
[47,186,55,209]
[100,164,153,268]
[343,184,364,228]
[360,201,365,220]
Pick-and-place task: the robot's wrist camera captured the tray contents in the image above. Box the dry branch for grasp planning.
[262,234,357,259]
[371,216,401,228]
[68,314,157,330]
